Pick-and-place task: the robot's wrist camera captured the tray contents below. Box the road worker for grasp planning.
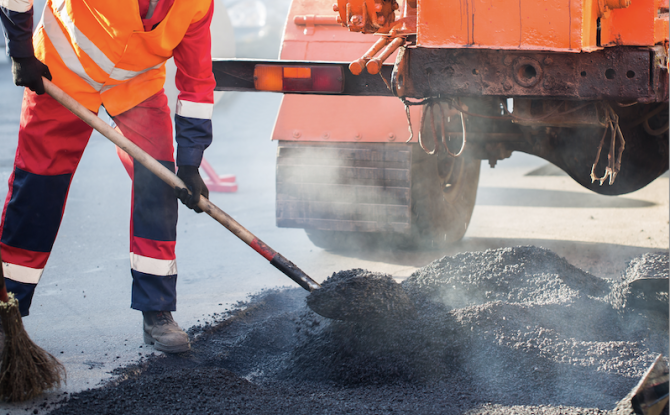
[0,0,215,353]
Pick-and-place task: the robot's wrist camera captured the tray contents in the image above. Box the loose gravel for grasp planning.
[47,246,668,415]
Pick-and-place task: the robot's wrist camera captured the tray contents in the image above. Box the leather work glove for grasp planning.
[175,166,209,213]
[11,56,52,95]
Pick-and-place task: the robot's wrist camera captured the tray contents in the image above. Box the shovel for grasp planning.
[43,79,413,322]
[43,79,321,294]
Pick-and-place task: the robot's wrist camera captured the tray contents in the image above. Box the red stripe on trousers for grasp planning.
[131,237,176,261]
[0,243,49,269]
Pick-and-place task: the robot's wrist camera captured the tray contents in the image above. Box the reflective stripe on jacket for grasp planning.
[33,0,212,116]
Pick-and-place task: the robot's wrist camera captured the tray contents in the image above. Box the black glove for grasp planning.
[175,166,209,213]
[11,56,52,95]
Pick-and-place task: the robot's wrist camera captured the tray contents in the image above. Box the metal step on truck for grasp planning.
[213,0,669,250]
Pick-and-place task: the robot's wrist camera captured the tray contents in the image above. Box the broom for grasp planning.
[0,258,65,402]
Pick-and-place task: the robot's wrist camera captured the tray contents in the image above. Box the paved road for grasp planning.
[0,54,666,412]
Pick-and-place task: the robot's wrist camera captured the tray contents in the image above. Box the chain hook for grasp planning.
[590,104,626,186]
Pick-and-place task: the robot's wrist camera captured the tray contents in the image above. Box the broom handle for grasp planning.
[43,79,321,293]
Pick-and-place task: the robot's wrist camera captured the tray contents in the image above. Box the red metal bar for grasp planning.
[200,158,238,193]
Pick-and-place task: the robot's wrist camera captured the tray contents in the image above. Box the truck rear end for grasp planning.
[214,0,669,250]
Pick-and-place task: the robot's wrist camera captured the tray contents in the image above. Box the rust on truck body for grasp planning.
[396,46,668,103]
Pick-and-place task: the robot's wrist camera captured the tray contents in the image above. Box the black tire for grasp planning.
[398,146,481,249]
[554,102,669,196]
[305,145,481,251]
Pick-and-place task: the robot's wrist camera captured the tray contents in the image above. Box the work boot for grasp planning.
[142,311,190,353]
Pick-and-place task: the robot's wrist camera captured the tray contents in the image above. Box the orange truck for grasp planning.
[214,0,669,249]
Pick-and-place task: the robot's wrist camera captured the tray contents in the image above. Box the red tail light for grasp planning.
[254,65,344,93]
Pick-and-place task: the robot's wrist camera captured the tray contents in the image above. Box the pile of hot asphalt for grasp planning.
[48,246,667,415]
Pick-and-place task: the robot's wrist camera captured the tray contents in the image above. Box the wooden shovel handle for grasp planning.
[43,79,321,292]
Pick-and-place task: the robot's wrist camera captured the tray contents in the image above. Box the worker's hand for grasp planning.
[175,166,209,213]
[11,56,52,95]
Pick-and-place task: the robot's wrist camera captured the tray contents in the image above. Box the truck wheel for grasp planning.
[305,146,481,251]
[553,102,669,196]
[398,147,481,249]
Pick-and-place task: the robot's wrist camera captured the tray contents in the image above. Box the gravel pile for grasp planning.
[47,246,668,415]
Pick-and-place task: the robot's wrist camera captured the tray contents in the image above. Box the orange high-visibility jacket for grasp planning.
[34,0,212,115]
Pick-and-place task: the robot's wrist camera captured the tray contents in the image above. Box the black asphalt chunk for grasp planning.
[306,269,416,321]
[47,246,668,415]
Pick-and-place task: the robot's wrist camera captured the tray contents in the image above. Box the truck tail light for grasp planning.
[254,65,344,93]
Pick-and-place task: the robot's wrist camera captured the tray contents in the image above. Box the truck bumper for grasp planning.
[213,45,668,103]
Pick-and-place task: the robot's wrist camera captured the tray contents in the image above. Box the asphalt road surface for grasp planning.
[0,54,666,413]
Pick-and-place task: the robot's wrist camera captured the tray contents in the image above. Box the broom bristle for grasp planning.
[0,293,65,402]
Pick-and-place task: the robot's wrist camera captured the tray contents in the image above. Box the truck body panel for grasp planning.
[275,0,418,145]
